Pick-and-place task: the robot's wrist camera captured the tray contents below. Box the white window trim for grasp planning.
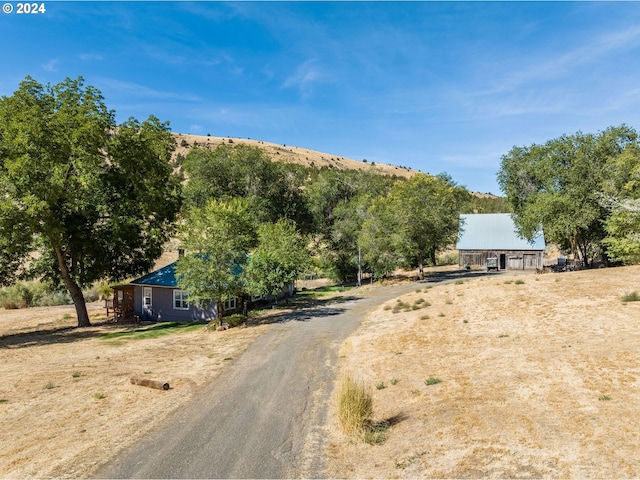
[173,290,189,310]
[143,287,152,308]
[223,297,237,311]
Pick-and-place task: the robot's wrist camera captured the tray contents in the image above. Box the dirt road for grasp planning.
[94,281,423,479]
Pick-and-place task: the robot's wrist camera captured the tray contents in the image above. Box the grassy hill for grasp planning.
[172,133,418,178]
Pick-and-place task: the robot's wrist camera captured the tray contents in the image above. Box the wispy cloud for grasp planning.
[496,25,640,93]
[42,59,59,72]
[96,78,201,103]
[283,59,332,97]
[79,53,103,62]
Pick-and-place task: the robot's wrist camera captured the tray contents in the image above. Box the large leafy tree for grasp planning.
[244,220,310,304]
[601,142,640,262]
[361,174,470,280]
[304,167,397,281]
[181,143,312,233]
[497,126,637,265]
[176,198,257,320]
[0,76,181,327]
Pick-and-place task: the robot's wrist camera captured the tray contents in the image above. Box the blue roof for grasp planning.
[130,262,178,287]
[129,259,244,288]
[456,213,545,251]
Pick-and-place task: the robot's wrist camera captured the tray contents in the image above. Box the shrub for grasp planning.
[224,313,246,328]
[425,377,442,386]
[337,375,373,437]
[438,252,459,266]
[622,291,640,303]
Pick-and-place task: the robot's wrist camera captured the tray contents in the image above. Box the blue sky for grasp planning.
[2,2,640,194]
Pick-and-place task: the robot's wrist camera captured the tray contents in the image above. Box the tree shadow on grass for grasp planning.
[0,320,201,349]
[249,294,362,325]
[421,269,502,284]
[0,324,106,349]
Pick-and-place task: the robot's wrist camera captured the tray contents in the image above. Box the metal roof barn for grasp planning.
[456,213,545,270]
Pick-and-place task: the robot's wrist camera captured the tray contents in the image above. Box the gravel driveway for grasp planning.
[94,281,423,479]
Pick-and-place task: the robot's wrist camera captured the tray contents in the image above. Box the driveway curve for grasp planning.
[94,280,439,479]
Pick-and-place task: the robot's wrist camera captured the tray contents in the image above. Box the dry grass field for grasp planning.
[0,304,267,478]
[326,265,640,478]
[1,266,639,478]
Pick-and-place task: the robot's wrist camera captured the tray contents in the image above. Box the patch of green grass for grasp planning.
[599,394,611,401]
[414,298,425,305]
[420,314,430,320]
[101,322,203,342]
[622,291,640,303]
[383,304,392,311]
[463,319,468,324]
[425,377,442,386]
[514,279,525,285]
[454,280,464,285]
[0,398,8,404]
[438,312,445,317]
[44,381,56,390]
[395,451,427,470]
[71,371,83,378]
[504,280,514,285]
[93,392,106,400]
[375,381,386,390]
[390,378,398,385]
[362,421,390,445]
[498,333,509,338]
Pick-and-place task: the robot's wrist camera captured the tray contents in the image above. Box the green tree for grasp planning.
[304,167,397,281]
[358,196,404,279]
[360,174,470,280]
[175,198,257,320]
[182,144,312,233]
[244,220,310,304]
[498,126,637,265]
[601,142,640,262]
[0,76,181,327]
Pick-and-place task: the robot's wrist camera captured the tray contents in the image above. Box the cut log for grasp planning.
[130,376,170,390]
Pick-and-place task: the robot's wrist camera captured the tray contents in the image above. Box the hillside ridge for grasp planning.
[172,133,499,199]
[172,133,418,179]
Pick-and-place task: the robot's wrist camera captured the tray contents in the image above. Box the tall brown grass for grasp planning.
[337,374,373,436]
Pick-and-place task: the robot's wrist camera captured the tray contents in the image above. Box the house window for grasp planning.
[143,287,152,307]
[173,290,189,310]
[223,297,237,311]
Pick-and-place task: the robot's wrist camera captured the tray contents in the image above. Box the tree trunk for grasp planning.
[357,246,362,287]
[418,251,424,281]
[216,299,222,324]
[53,245,91,327]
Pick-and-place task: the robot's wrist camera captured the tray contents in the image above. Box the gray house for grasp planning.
[110,262,229,322]
[457,213,545,270]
